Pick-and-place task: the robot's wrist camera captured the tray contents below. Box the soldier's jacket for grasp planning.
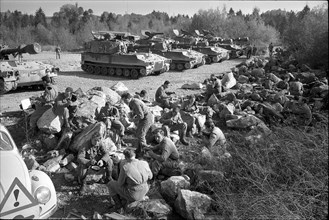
[118,159,152,187]
[77,140,110,166]
[152,137,179,162]
[205,127,226,149]
[129,98,150,121]
[155,85,169,103]
[53,92,70,116]
[160,111,184,125]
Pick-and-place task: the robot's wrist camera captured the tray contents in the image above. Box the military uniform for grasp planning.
[160,110,188,145]
[98,105,125,137]
[149,137,180,177]
[29,83,58,129]
[77,139,113,183]
[155,85,171,108]
[203,126,227,156]
[52,92,71,127]
[108,158,152,202]
[129,98,154,154]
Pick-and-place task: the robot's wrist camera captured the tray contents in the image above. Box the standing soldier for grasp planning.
[121,93,154,157]
[55,45,61,59]
[268,42,274,57]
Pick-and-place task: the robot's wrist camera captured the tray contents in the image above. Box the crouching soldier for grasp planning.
[98,101,127,149]
[77,133,113,184]
[108,148,152,211]
[202,120,231,158]
[159,106,189,146]
[145,129,182,179]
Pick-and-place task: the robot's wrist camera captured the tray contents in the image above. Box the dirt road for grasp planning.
[0,51,245,114]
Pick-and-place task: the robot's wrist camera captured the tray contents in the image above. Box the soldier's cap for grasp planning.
[164,80,170,85]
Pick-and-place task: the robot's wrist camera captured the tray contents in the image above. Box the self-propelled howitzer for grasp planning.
[80,31,171,79]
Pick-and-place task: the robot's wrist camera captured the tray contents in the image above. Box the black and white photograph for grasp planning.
[0,0,328,219]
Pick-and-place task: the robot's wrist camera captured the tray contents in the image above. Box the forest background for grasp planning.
[0,3,328,69]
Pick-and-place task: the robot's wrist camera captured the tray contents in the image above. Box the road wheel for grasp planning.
[101,67,108,75]
[94,66,101,74]
[212,56,219,63]
[116,68,123,76]
[81,64,87,71]
[205,57,212,64]
[177,63,184,71]
[131,69,139,79]
[0,78,12,94]
[170,63,176,70]
[184,62,192,69]
[87,65,95,74]
[108,68,115,76]
[140,69,147,76]
[123,69,131,77]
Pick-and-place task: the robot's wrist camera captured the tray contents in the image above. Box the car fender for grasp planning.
[29,170,57,219]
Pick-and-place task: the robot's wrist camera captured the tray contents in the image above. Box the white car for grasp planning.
[0,123,57,219]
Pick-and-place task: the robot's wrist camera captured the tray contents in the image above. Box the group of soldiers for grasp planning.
[29,77,229,212]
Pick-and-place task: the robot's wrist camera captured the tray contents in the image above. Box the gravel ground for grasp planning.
[0,51,246,114]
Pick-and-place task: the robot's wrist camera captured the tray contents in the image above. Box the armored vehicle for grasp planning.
[127,30,205,71]
[171,29,230,64]
[81,31,171,79]
[0,43,59,94]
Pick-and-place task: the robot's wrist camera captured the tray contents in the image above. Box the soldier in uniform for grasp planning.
[155,81,175,109]
[55,45,61,59]
[202,120,231,158]
[98,101,127,149]
[159,106,189,146]
[121,93,154,157]
[29,75,58,134]
[77,133,114,184]
[52,87,75,129]
[145,129,182,178]
[108,148,152,211]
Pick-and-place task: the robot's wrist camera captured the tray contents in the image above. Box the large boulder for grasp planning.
[251,68,265,78]
[268,73,282,84]
[37,108,63,134]
[226,115,264,129]
[207,94,219,106]
[174,189,212,220]
[221,72,236,89]
[69,121,106,152]
[111,82,129,95]
[160,176,190,206]
[296,72,317,84]
[92,86,121,105]
[72,98,98,129]
[126,199,172,219]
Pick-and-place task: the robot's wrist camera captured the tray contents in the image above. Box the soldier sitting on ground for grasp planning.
[77,133,114,185]
[159,105,189,146]
[134,90,150,103]
[98,101,127,149]
[202,120,231,159]
[144,129,182,179]
[155,80,175,109]
[108,148,152,211]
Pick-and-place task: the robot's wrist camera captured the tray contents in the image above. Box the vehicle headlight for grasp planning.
[34,186,51,204]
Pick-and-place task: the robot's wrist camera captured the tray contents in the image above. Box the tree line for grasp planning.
[0,3,327,69]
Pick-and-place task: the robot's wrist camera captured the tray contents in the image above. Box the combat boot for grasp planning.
[109,195,123,212]
[180,133,189,146]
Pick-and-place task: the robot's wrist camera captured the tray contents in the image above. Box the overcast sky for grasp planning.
[0,0,327,17]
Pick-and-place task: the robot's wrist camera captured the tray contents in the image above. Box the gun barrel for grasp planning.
[0,43,41,56]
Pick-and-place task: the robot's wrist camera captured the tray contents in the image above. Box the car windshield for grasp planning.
[0,131,13,151]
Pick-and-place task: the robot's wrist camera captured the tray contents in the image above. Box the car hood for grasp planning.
[0,151,31,202]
